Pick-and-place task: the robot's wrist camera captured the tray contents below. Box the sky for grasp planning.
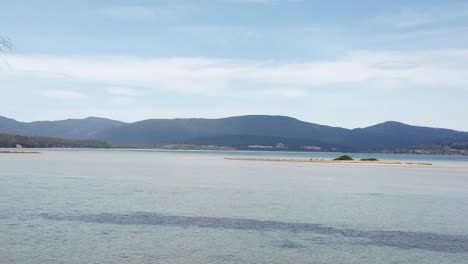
[1,0,468,130]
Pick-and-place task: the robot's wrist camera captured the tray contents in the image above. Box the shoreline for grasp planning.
[224,157,435,166]
[0,147,467,157]
[0,151,40,154]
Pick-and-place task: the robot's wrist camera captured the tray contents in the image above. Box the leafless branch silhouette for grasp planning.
[0,36,14,52]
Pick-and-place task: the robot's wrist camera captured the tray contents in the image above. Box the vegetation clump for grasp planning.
[360,158,379,161]
[334,155,354,161]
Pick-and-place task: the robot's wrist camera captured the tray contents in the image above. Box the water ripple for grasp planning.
[39,212,468,253]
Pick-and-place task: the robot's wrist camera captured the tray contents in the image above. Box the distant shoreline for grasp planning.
[0,150,40,154]
[224,157,434,166]
[1,146,467,157]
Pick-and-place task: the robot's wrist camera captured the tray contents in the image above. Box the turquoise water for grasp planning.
[1,150,468,263]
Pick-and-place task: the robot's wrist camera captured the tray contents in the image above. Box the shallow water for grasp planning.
[1,150,468,263]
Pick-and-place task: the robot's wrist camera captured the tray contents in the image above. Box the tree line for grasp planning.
[0,134,111,148]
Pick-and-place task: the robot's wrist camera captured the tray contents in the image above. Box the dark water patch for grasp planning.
[303,236,329,245]
[272,240,306,249]
[353,193,385,197]
[39,212,468,253]
[0,214,9,220]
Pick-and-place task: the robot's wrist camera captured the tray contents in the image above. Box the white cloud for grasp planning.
[43,90,89,104]
[2,49,468,99]
[263,88,306,97]
[106,87,141,96]
[106,87,141,105]
[97,6,172,20]
[375,6,468,28]
[109,96,134,106]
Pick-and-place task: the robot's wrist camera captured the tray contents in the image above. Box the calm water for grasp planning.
[1,150,468,264]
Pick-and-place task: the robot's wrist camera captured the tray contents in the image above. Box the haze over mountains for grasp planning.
[1,115,468,152]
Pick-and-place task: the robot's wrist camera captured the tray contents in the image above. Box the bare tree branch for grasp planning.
[0,36,14,52]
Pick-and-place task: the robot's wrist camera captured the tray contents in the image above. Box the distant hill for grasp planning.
[0,116,125,139]
[343,121,468,151]
[354,121,468,146]
[1,115,468,152]
[93,116,468,151]
[0,133,110,148]
[94,115,348,147]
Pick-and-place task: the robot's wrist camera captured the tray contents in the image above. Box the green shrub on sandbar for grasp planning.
[360,158,379,161]
[334,155,354,161]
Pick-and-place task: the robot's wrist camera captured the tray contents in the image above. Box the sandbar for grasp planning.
[223,157,462,168]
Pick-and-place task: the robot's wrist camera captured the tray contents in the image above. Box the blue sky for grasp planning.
[1,0,468,130]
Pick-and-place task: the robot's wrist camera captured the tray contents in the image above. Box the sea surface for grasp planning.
[1,149,468,264]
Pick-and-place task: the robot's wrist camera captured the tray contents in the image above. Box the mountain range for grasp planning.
[1,115,468,151]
